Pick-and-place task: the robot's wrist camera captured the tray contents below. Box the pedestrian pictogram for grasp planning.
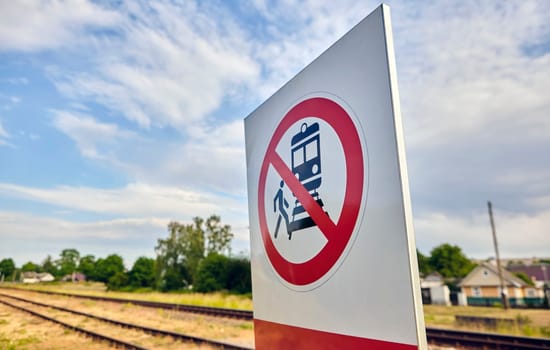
[273,180,290,239]
[258,96,365,287]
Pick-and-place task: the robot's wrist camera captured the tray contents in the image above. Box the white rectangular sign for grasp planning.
[244,5,426,349]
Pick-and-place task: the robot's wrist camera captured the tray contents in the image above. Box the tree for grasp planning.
[95,254,125,283]
[78,255,96,280]
[205,215,233,256]
[194,254,251,294]
[21,261,40,273]
[107,272,129,290]
[129,257,156,288]
[179,217,206,281]
[155,222,192,291]
[226,257,251,294]
[514,272,535,286]
[0,258,15,280]
[417,249,432,275]
[41,255,59,277]
[159,264,190,291]
[155,214,234,290]
[428,244,475,278]
[57,248,80,277]
[194,253,229,293]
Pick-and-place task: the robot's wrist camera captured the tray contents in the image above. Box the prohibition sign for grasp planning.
[258,97,364,286]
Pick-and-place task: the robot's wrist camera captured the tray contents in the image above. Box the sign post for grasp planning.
[245,5,426,349]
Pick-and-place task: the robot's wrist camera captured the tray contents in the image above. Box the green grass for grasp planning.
[2,282,253,310]
[0,332,40,350]
[423,305,550,338]
[239,322,254,330]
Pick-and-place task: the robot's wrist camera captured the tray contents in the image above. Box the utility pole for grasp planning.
[488,201,508,310]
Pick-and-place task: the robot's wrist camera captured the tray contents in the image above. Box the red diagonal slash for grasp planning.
[267,149,337,241]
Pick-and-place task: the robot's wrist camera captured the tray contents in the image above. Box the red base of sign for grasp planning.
[254,319,418,349]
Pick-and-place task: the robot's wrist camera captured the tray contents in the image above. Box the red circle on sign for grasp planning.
[258,97,364,286]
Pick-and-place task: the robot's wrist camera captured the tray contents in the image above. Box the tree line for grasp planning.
[0,215,251,294]
[3,217,533,294]
[416,243,476,278]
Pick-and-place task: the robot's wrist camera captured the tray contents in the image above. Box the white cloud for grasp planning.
[392,0,550,148]
[0,211,166,266]
[0,119,15,148]
[0,120,7,138]
[0,139,11,148]
[250,0,372,98]
[527,194,550,210]
[51,109,247,195]
[0,0,121,52]
[0,182,247,221]
[52,110,136,160]
[53,1,259,130]
[0,93,21,110]
[380,0,550,238]
[414,209,550,259]
[0,77,28,85]
[44,0,374,196]
[0,210,250,266]
[0,211,166,240]
[132,119,247,195]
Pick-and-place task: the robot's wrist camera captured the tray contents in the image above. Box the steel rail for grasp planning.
[0,298,148,350]
[0,293,253,350]
[0,286,253,320]
[426,327,550,350]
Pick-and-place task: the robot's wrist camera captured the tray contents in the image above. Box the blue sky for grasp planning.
[1,0,549,267]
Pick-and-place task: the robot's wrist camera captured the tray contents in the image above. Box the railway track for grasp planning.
[0,286,253,320]
[2,287,549,349]
[426,327,550,350]
[0,292,252,350]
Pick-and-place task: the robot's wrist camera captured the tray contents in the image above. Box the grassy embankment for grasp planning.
[424,304,550,338]
[1,282,253,310]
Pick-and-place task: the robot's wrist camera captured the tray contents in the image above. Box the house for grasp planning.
[420,272,452,306]
[62,272,86,282]
[421,271,445,288]
[72,272,86,282]
[459,262,544,307]
[22,272,39,284]
[37,272,55,282]
[507,263,550,288]
[21,272,55,283]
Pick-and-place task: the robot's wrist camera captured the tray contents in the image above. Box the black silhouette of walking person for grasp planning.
[273,180,291,239]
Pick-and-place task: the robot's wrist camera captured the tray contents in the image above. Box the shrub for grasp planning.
[226,257,251,294]
[194,253,229,293]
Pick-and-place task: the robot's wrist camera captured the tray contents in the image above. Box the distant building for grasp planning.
[62,272,87,282]
[421,272,444,288]
[507,263,550,288]
[21,272,55,283]
[459,262,544,307]
[421,272,451,306]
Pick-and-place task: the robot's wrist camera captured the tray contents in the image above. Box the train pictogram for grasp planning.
[273,122,328,239]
